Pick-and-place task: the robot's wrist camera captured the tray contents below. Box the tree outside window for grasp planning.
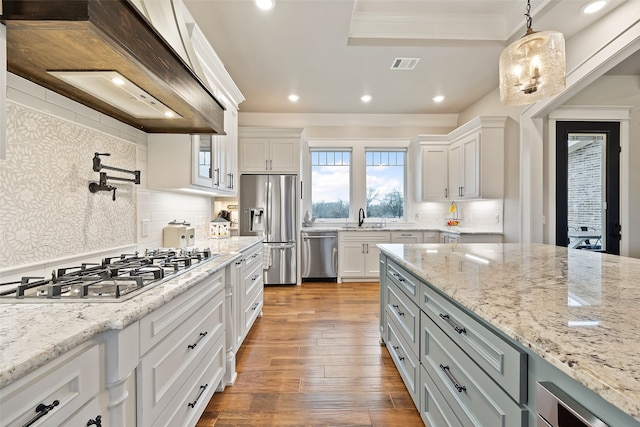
[311,150,351,219]
[366,150,405,219]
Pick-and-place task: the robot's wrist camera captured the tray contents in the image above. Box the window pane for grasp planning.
[311,150,351,219]
[366,150,405,219]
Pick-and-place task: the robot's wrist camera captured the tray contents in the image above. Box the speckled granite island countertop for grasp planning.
[0,236,263,389]
[378,243,640,423]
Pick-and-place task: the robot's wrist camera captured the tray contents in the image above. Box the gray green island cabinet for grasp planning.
[378,243,640,427]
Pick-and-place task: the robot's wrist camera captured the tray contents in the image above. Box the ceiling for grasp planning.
[183,0,637,115]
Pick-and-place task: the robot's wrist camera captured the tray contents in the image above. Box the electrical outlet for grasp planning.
[141,219,149,237]
[495,214,500,224]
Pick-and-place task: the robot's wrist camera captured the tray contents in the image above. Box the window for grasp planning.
[365,150,405,219]
[311,150,351,219]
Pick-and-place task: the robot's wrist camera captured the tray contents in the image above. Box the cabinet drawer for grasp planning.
[242,245,263,273]
[421,312,527,427]
[419,281,526,403]
[420,364,467,427]
[242,257,263,299]
[0,343,100,427]
[60,395,105,427]
[385,283,419,356]
[385,317,419,408]
[138,285,225,427]
[241,287,263,337]
[387,259,420,305]
[154,332,226,427]
[139,270,225,354]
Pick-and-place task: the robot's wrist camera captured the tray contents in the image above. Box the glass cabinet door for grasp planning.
[198,134,212,180]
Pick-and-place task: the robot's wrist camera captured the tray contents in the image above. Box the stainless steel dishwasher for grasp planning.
[301,230,338,282]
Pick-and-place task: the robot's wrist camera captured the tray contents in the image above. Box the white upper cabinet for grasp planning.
[412,116,506,202]
[238,127,304,174]
[449,131,480,199]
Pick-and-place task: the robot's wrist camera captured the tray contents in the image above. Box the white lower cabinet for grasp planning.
[0,342,105,427]
[223,242,264,387]
[137,269,225,427]
[339,231,390,280]
[381,253,527,427]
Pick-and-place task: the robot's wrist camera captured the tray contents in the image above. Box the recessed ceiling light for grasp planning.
[433,95,445,103]
[582,1,607,14]
[288,94,299,102]
[255,0,275,11]
[361,95,372,103]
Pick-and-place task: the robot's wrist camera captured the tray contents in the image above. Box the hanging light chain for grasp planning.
[524,0,534,34]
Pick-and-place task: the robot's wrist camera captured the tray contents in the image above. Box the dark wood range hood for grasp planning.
[1,0,225,134]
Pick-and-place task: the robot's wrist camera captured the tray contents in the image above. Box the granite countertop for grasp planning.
[0,236,263,389]
[301,225,502,234]
[378,243,640,422]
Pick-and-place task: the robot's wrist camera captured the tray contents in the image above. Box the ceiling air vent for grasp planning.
[391,57,420,70]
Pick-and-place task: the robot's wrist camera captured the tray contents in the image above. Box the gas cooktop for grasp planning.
[0,248,218,302]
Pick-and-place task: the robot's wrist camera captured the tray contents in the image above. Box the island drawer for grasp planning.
[385,281,419,356]
[387,258,420,305]
[385,315,420,408]
[421,311,527,427]
[420,364,467,427]
[419,281,527,403]
[139,269,225,355]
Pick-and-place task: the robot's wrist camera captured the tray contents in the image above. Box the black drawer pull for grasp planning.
[392,345,405,361]
[187,331,208,349]
[23,400,59,427]
[251,274,260,282]
[252,302,260,310]
[439,313,466,334]
[440,364,466,393]
[187,384,209,408]
[87,415,102,426]
[392,304,405,317]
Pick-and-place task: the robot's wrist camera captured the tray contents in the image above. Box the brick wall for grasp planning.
[568,140,603,231]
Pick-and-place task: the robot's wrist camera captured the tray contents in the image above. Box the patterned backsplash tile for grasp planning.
[0,102,137,269]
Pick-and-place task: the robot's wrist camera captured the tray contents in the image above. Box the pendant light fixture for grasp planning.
[499,0,566,105]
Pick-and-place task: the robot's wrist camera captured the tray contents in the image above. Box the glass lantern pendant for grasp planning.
[499,0,566,105]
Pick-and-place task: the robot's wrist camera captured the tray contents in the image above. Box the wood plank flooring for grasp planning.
[196,282,424,427]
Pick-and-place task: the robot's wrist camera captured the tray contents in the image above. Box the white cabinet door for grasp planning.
[421,145,449,200]
[462,133,480,198]
[448,142,462,199]
[223,108,238,192]
[239,138,270,172]
[364,243,383,276]
[339,242,366,277]
[269,138,299,172]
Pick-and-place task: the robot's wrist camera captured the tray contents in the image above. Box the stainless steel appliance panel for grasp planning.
[301,231,337,281]
[266,174,297,243]
[263,243,297,285]
[240,174,297,285]
[536,382,608,427]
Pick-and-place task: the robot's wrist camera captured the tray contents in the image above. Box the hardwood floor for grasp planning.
[196,282,424,427]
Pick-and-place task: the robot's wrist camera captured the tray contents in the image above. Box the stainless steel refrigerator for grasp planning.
[239,174,297,285]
